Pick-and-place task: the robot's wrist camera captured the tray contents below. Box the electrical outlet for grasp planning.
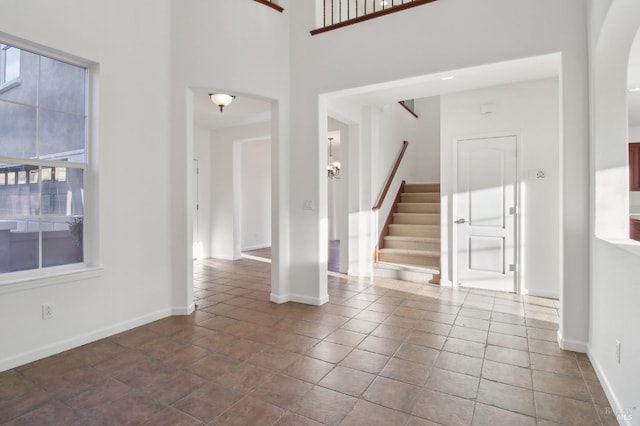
[42,303,54,320]
[615,340,621,364]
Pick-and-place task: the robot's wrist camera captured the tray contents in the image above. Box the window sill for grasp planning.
[0,79,21,94]
[0,265,103,295]
[596,237,640,257]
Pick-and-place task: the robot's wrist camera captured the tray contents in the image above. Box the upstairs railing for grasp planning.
[312,0,438,35]
[253,0,283,13]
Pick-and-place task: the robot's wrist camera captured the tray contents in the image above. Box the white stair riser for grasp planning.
[374,267,440,284]
[404,184,440,193]
[389,224,440,238]
[401,193,440,203]
[397,203,440,213]
[383,238,440,251]
[393,213,439,225]
[378,252,440,267]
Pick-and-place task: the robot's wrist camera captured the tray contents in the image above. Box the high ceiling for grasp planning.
[193,54,562,131]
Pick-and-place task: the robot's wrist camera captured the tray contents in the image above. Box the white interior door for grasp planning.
[456,136,517,292]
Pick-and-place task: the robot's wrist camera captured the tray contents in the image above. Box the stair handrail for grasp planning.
[372,140,409,211]
[253,0,283,12]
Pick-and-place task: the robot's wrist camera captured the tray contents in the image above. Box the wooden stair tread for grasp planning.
[378,248,440,256]
[383,235,440,242]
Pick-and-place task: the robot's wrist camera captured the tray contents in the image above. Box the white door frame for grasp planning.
[451,132,523,293]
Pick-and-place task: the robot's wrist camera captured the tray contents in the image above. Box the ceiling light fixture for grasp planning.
[327,137,341,179]
[209,93,236,112]
[629,87,640,93]
[441,75,455,81]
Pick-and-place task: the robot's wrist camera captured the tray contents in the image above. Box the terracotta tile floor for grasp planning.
[0,258,619,425]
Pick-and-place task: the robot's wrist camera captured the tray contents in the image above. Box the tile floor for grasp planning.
[1,257,618,425]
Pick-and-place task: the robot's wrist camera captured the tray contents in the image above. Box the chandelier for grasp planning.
[327,137,341,179]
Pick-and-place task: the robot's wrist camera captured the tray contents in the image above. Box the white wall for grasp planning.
[289,0,590,336]
[590,1,640,423]
[210,122,271,260]
[0,0,174,370]
[194,127,212,259]
[441,78,561,298]
[411,97,441,184]
[240,139,271,251]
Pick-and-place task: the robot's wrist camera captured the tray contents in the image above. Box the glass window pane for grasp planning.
[0,164,40,217]
[39,56,85,115]
[0,48,38,105]
[42,216,83,268]
[2,229,39,273]
[4,46,20,82]
[41,167,52,181]
[55,167,66,182]
[29,169,38,184]
[41,168,83,216]
[0,173,5,185]
[38,109,85,162]
[0,101,37,158]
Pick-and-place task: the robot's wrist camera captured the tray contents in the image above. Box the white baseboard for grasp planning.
[270,293,289,304]
[172,303,196,315]
[290,293,329,306]
[557,330,588,353]
[587,346,634,426]
[525,288,560,299]
[270,292,329,306]
[242,243,271,251]
[0,307,173,372]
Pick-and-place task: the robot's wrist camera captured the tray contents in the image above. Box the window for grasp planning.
[0,41,88,275]
[0,44,20,89]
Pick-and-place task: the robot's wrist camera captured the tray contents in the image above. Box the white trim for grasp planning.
[241,253,271,263]
[0,307,172,373]
[173,302,196,316]
[270,293,289,304]
[270,292,329,306]
[557,330,587,353]
[587,346,634,426]
[524,288,559,299]
[241,243,271,251]
[290,293,329,306]
[0,267,102,294]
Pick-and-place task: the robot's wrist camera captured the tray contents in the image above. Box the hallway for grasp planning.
[0,258,615,425]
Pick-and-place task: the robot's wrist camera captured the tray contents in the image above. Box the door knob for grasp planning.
[454,218,466,224]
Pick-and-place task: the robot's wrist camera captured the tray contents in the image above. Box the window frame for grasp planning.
[0,38,99,286]
[0,43,21,92]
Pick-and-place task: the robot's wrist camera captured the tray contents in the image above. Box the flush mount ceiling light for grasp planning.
[629,87,640,93]
[209,93,235,112]
[441,75,455,81]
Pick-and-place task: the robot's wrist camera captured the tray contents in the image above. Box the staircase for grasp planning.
[375,183,441,284]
